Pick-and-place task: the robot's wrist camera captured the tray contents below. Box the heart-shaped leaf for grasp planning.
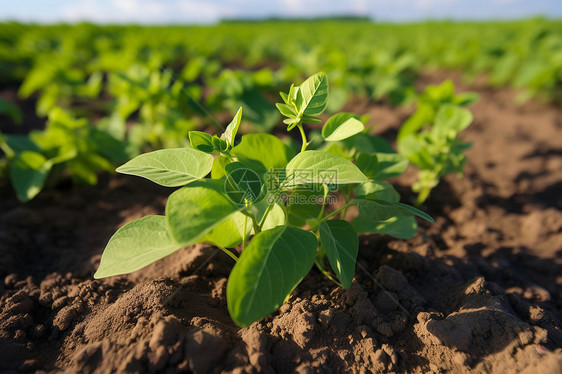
[285,150,368,187]
[189,131,215,153]
[351,214,418,239]
[227,225,317,327]
[355,181,400,202]
[354,198,434,223]
[318,220,358,288]
[166,179,242,245]
[232,134,294,176]
[322,113,365,141]
[202,212,252,248]
[94,215,182,278]
[10,151,52,202]
[295,72,328,117]
[116,148,213,187]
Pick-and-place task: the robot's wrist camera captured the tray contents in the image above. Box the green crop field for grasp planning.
[1,18,560,201]
[1,16,561,373]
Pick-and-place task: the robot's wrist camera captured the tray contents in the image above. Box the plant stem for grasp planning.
[340,188,351,220]
[222,152,236,162]
[251,214,261,234]
[340,205,350,220]
[317,185,329,220]
[321,201,354,222]
[297,123,307,153]
[315,258,343,288]
[216,245,239,262]
[242,214,248,250]
[258,203,274,231]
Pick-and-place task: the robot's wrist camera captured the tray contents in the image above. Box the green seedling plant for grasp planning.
[397,80,478,205]
[0,107,131,202]
[108,64,201,151]
[95,72,433,328]
[18,55,102,116]
[206,68,280,132]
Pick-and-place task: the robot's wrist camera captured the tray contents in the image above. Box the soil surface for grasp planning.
[1,71,561,373]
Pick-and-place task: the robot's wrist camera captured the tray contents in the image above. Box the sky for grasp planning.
[1,0,561,24]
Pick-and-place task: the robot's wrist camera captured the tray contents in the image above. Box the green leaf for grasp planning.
[2,135,41,157]
[48,145,78,165]
[351,214,418,239]
[285,150,368,187]
[355,152,379,178]
[232,134,294,176]
[94,215,182,278]
[354,198,434,223]
[211,155,231,179]
[166,179,242,245]
[318,220,358,288]
[371,152,409,180]
[260,203,286,230]
[275,102,297,118]
[189,131,215,153]
[237,89,280,132]
[220,107,242,147]
[342,133,395,154]
[322,113,365,141]
[202,212,251,248]
[433,105,473,138]
[116,148,214,187]
[301,115,322,124]
[397,105,434,141]
[89,128,131,164]
[253,198,287,231]
[283,117,301,130]
[287,188,323,227]
[227,225,317,327]
[287,83,298,103]
[295,72,329,117]
[322,143,350,159]
[355,181,400,202]
[212,135,229,152]
[48,107,87,129]
[397,134,434,169]
[10,151,52,202]
[453,92,479,106]
[279,91,289,104]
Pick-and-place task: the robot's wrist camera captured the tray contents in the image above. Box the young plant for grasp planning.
[108,64,201,150]
[0,107,131,202]
[207,68,280,132]
[95,72,433,327]
[18,56,103,117]
[397,81,477,205]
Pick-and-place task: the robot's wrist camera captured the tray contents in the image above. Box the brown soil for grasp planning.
[1,71,561,373]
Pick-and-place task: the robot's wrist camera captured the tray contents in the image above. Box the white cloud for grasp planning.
[114,0,166,16]
[415,0,454,10]
[350,0,369,14]
[58,0,225,24]
[177,1,228,22]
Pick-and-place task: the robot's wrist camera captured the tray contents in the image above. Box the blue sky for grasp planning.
[1,0,561,24]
